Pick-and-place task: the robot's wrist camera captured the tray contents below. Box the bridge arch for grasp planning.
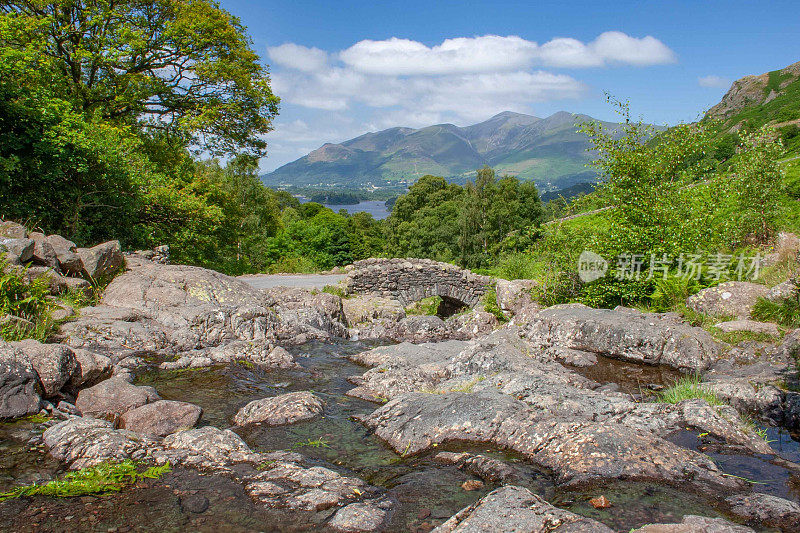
[343,258,492,308]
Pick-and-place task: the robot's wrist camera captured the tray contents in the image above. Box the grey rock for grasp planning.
[725,492,800,530]
[28,232,59,269]
[43,417,152,469]
[233,391,323,427]
[161,426,262,469]
[119,400,202,437]
[687,281,769,319]
[75,377,160,419]
[329,501,392,532]
[0,342,41,418]
[0,238,35,263]
[495,278,538,316]
[713,319,781,336]
[520,304,721,372]
[767,279,798,302]
[447,309,499,338]
[0,221,28,239]
[342,295,405,326]
[46,235,84,275]
[12,340,78,397]
[76,240,124,280]
[631,515,755,532]
[433,485,613,532]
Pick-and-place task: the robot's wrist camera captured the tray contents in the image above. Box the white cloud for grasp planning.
[268,43,328,72]
[339,32,676,75]
[340,35,538,75]
[698,75,731,89]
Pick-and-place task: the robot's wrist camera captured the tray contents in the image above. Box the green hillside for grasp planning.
[262,111,626,191]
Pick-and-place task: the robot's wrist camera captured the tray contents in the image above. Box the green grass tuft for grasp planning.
[292,437,330,449]
[657,375,725,406]
[322,284,347,298]
[752,295,800,328]
[0,460,171,502]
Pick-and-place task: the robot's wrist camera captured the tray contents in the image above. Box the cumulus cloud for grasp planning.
[698,75,731,89]
[268,43,329,72]
[339,32,676,75]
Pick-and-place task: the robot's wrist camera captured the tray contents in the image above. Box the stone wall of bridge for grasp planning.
[343,258,492,307]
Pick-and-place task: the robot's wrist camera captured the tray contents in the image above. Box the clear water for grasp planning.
[2,340,796,532]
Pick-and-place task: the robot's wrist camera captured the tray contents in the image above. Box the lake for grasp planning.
[298,197,392,220]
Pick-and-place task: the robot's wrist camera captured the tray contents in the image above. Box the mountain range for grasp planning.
[262,111,625,191]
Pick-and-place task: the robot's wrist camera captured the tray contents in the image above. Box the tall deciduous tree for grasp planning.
[1,0,279,156]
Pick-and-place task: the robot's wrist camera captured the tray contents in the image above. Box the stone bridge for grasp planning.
[343,258,493,308]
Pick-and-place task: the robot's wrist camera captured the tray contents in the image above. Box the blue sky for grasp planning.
[219,0,800,172]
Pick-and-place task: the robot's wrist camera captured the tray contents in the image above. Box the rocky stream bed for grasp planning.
[1,235,800,532]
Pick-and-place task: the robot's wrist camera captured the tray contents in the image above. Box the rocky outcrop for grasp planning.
[233,391,324,427]
[119,400,203,437]
[687,282,769,319]
[519,304,721,372]
[43,417,153,469]
[344,258,491,308]
[433,486,613,532]
[351,328,769,492]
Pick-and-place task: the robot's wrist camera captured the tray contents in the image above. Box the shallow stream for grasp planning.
[1,340,799,532]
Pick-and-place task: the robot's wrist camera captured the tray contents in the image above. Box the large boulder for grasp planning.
[0,237,35,264]
[233,391,323,427]
[0,342,41,418]
[0,221,28,239]
[46,234,84,275]
[102,262,280,343]
[520,304,721,372]
[433,485,613,532]
[75,377,160,419]
[161,426,262,468]
[43,417,151,469]
[68,348,113,388]
[77,240,124,280]
[28,232,59,270]
[341,295,405,326]
[495,278,538,316]
[119,400,202,437]
[687,281,769,319]
[12,340,78,397]
[766,279,798,302]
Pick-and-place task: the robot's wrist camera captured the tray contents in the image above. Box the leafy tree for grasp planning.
[1,0,279,156]
[731,126,784,244]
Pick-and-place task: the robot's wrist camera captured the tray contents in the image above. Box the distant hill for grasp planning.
[262,111,626,191]
[705,60,800,136]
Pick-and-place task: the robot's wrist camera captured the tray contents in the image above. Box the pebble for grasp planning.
[461,479,484,491]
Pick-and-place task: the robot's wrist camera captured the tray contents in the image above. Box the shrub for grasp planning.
[481,288,508,323]
[0,259,53,341]
[650,276,700,312]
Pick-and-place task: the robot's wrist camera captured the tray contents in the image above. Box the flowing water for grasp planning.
[1,340,798,532]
